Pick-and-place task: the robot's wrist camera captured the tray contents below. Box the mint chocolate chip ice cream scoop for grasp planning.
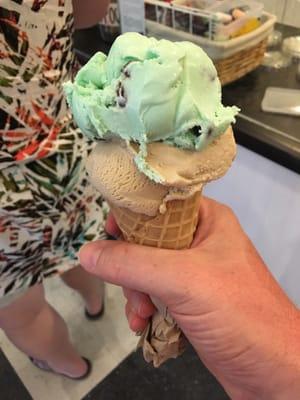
[64,32,238,182]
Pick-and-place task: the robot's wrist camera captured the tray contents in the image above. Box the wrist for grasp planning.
[260,309,300,400]
[271,362,300,400]
[229,308,300,400]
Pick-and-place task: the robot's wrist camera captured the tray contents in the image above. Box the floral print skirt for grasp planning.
[0,126,107,304]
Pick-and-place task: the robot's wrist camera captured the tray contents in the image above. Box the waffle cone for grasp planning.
[109,191,202,367]
[109,191,201,250]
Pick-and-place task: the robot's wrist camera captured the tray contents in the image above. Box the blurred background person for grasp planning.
[0,0,110,379]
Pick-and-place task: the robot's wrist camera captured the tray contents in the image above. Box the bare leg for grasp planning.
[61,265,104,315]
[0,284,88,378]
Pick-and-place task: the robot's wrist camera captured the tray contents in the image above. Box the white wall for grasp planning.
[204,145,300,306]
[260,0,300,27]
[259,0,286,20]
[283,0,300,27]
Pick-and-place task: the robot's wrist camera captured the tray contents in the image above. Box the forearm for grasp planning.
[245,309,300,400]
[191,301,300,400]
[72,0,111,29]
[271,310,300,400]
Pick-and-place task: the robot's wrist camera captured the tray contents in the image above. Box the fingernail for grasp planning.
[78,243,100,271]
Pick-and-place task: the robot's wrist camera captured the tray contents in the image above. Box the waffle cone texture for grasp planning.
[109,191,202,250]
[109,191,202,367]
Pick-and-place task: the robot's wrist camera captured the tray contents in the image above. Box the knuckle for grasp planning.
[218,203,239,225]
[219,202,234,216]
[111,260,123,283]
[139,302,153,318]
[95,244,109,269]
[99,242,126,283]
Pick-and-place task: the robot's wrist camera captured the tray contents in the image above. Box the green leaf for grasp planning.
[20,38,29,57]
[10,54,24,66]
[0,76,13,87]
[0,90,13,104]
[1,65,19,77]
[22,69,35,82]
[29,162,58,183]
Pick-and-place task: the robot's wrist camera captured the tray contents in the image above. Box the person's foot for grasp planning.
[30,356,92,380]
[84,283,104,317]
[85,301,105,320]
[85,294,103,316]
[61,266,105,319]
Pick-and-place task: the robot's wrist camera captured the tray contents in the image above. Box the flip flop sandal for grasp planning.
[29,356,92,380]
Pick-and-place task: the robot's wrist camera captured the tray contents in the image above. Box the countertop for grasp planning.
[74,23,300,174]
[222,23,300,174]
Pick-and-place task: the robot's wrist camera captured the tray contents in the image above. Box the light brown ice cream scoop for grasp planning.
[86,139,169,216]
[86,127,236,217]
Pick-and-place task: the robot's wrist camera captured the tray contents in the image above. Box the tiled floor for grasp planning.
[0,276,137,400]
[0,350,31,400]
[85,344,229,400]
[0,276,230,400]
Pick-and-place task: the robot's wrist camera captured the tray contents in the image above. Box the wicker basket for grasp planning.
[215,38,268,85]
[145,1,276,85]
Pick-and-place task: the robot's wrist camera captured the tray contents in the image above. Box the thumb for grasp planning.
[79,240,187,300]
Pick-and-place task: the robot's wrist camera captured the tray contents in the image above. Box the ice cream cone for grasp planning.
[109,191,202,367]
[109,191,201,250]
[83,130,236,367]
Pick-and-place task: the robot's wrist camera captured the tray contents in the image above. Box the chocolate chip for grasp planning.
[119,86,125,98]
[122,61,132,78]
[117,97,126,107]
[191,126,202,137]
[116,82,127,107]
[116,82,124,97]
[206,127,213,137]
